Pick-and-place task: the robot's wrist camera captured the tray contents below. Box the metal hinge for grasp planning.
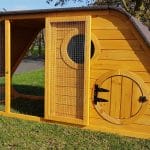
[94,84,109,105]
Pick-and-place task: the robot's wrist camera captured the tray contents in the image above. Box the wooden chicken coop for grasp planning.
[0,7,150,139]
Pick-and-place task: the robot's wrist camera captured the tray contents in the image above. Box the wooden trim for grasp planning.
[44,18,50,119]
[83,16,91,125]
[48,16,87,22]
[5,20,11,113]
[0,111,42,122]
[60,29,84,69]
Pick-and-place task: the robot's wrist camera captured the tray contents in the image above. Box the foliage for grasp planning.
[46,0,150,27]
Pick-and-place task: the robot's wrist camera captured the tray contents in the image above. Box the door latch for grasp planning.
[94,84,109,105]
[139,96,147,103]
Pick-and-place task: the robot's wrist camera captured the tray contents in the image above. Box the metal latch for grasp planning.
[139,96,147,103]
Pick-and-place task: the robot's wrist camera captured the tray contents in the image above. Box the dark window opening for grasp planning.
[67,34,95,64]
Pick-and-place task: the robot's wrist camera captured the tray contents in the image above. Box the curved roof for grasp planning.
[0,6,150,47]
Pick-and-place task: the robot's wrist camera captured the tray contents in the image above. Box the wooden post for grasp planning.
[83,16,91,125]
[5,20,11,113]
[44,18,50,119]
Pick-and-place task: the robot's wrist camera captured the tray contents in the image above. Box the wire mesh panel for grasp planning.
[0,21,5,107]
[45,17,91,125]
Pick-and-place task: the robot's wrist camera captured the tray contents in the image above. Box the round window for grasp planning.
[67,34,95,64]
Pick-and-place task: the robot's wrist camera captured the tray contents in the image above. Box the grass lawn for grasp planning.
[0,69,150,149]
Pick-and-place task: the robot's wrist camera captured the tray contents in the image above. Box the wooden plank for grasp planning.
[134,72,150,83]
[56,86,84,97]
[145,107,150,115]
[98,50,145,61]
[56,68,84,78]
[131,82,142,116]
[56,58,83,69]
[110,76,121,118]
[120,77,133,119]
[91,60,150,72]
[5,20,11,113]
[55,104,83,119]
[56,95,83,107]
[91,70,150,85]
[99,40,142,50]
[92,29,136,40]
[89,117,150,139]
[92,16,129,29]
[44,17,50,119]
[83,16,91,125]
[91,69,113,79]
[135,115,150,126]
[45,18,57,119]
[56,77,84,88]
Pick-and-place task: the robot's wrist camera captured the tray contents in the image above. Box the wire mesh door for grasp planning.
[45,16,91,125]
[0,21,5,107]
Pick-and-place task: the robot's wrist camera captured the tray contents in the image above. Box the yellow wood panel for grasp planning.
[110,76,121,118]
[92,16,128,29]
[134,72,150,83]
[99,40,142,50]
[89,117,150,131]
[91,60,149,72]
[5,20,11,113]
[98,50,146,61]
[134,115,150,126]
[55,104,83,119]
[56,95,83,107]
[56,86,84,97]
[92,29,136,40]
[120,77,132,119]
[45,18,57,119]
[131,82,142,116]
[56,58,83,69]
[91,69,112,79]
[56,77,84,88]
[88,118,150,139]
[145,107,150,115]
[57,68,84,78]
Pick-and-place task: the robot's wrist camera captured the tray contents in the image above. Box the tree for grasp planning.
[46,0,150,27]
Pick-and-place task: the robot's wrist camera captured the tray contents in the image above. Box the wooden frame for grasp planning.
[5,20,11,113]
[45,16,91,125]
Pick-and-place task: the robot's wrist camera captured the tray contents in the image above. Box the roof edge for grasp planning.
[0,6,149,47]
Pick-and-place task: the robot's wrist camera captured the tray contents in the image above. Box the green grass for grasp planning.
[0,116,150,149]
[0,69,150,149]
[0,69,44,115]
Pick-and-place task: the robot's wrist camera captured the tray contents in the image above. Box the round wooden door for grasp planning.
[94,70,149,125]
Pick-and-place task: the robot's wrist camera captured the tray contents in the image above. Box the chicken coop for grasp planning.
[0,7,150,139]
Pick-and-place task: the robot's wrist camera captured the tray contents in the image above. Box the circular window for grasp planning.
[67,34,95,64]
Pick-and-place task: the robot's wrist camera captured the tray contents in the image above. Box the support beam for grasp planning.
[5,20,11,113]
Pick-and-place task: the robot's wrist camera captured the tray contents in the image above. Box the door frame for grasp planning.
[44,16,91,125]
[94,70,149,125]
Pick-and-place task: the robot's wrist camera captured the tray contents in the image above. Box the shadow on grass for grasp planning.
[11,84,44,117]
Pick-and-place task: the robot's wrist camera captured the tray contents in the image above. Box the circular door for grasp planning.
[94,70,149,125]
